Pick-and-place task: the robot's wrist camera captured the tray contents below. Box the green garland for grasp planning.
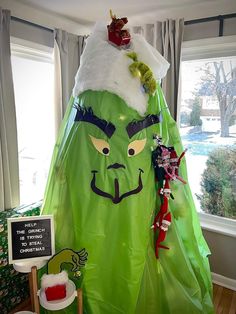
[126,52,157,95]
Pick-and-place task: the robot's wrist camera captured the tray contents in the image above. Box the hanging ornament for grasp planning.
[107,10,131,48]
[151,135,187,258]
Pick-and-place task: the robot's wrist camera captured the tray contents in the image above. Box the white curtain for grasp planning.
[54,29,86,134]
[133,19,184,120]
[0,8,19,211]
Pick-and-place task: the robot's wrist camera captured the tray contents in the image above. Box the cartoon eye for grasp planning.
[89,135,110,156]
[127,139,146,157]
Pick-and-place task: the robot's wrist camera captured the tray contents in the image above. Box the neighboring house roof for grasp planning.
[200,109,220,116]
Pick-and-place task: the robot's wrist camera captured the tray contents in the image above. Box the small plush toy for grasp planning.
[152,135,187,183]
[151,136,187,258]
[107,10,131,47]
[154,212,172,258]
[152,181,171,229]
[169,147,187,183]
[151,180,173,257]
[41,271,68,301]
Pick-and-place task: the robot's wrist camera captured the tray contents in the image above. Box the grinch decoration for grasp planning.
[46,248,88,275]
[42,13,214,314]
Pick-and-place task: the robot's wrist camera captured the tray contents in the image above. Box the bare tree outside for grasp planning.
[197,61,236,137]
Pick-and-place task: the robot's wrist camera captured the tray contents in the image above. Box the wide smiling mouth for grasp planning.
[90,168,144,204]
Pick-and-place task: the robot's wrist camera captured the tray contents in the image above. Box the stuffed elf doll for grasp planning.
[42,15,214,314]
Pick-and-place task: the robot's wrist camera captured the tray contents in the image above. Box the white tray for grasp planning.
[38,280,77,310]
[13,260,47,273]
[15,312,36,314]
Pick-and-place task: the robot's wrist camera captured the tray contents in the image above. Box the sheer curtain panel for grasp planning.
[54,29,86,134]
[156,19,184,120]
[0,8,19,210]
[135,19,184,120]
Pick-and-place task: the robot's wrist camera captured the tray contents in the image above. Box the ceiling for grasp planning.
[15,0,236,26]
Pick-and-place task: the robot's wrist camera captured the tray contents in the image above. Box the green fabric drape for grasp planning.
[42,86,214,314]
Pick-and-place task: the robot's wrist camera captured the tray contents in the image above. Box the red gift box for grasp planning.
[45,284,66,301]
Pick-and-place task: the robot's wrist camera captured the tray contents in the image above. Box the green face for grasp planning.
[67,90,160,205]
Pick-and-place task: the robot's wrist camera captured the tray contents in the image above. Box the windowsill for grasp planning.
[199,212,236,238]
[182,35,236,61]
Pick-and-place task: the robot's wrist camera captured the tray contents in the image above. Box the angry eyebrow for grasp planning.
[74,105,116,138]
[126,114,162,138]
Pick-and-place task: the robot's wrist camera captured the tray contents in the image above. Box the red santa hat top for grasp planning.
[72,17,169,116]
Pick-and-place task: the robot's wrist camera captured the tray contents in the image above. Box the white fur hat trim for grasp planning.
[41,271,68,289]
[72,22,169,116]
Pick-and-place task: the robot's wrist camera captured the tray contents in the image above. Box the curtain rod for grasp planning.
[11,12,236,36]
[185,13,236,25]
[185,13,236,36]
[11,15,53,33]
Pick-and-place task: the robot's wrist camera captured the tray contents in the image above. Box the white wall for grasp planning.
[203,230,236,280]
[129,0,236,26]
[0,0,91,35]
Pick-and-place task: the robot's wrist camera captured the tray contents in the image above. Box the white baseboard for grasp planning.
[212,272,236,291]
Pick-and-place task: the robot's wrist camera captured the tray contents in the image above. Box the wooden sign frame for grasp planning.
[7,215,55,264]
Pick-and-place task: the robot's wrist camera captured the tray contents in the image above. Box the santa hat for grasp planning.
[41,271,68,301]
[41,271,68,289]
[72,20,169,116]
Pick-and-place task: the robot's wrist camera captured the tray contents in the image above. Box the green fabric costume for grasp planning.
[42,84,214,313]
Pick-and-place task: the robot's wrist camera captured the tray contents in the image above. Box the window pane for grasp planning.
[11,55,55,205]
[180,57,236,220]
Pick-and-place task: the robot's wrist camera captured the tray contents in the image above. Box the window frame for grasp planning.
[10,36,55,206]
[181,35,236,237]
[10,36,53,63]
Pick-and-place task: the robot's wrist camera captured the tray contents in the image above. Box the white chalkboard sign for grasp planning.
[7,215,55,264]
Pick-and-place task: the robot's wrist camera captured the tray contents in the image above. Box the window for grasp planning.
[180,37,236,222]
[11,41,55,205]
